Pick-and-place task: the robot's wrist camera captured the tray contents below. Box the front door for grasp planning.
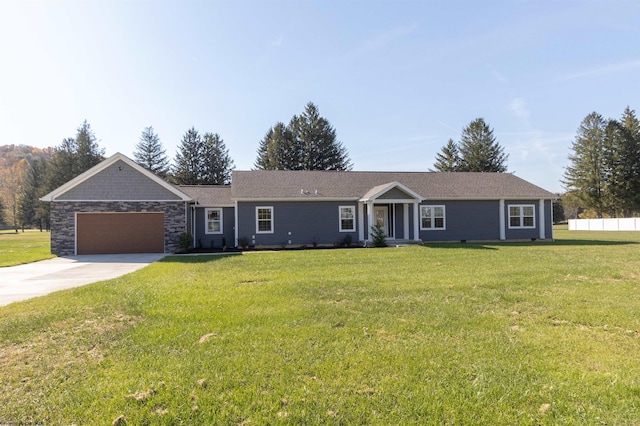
[374,206,390,237]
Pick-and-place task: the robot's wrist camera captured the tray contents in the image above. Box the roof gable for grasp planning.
[41,153,191,202]
[360,182,424,202]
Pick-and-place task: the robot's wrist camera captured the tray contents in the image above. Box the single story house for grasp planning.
[41,153,557,256]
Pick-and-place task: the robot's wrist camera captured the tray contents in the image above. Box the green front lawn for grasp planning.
[1,228,640,424]
[0,230,53,267]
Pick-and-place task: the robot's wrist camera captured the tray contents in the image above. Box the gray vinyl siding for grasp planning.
[57,160,182,201]
[192,207,235,249]
[378,187,413,200]
[237,201,358,246]
[420,200,500,241]
[504,200,553,240]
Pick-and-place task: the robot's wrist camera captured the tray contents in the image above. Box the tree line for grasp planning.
[0,102,350,231]
[563,106,640,218]
[3,103,541,232]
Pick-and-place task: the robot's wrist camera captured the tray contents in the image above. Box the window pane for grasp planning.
[434,217,444,228]
[258,209,271,220]
[422,206,431,217]
[434,207,444,218]
[208,222,220,232]
[523,217,534,227]
[509,206,520,217]
[341,219,354,230]
[208,210,220,220]
[258,221,271,232]
[510,217,521,227]
[523,206,534,216]
[422,218,432,228]
[341,207,354,219]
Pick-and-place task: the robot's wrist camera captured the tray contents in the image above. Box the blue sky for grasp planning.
[1,1,639,193]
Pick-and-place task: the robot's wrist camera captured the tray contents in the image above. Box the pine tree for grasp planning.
[134,126,170,178]
[75,120,104,172]
[563,112,608,217]
[433,138,460,171]
[618,107,640,213]
[202,132,234,185]
[255,122,298,170]
[44,122,106,195]
[457,118,507,172]
[17,158,48,230]
[172,127,205,185]
[254,102,352,171]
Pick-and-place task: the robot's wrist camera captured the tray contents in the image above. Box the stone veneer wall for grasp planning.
[50,201,187,256]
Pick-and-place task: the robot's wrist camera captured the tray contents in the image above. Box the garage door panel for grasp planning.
[77,213,164,254]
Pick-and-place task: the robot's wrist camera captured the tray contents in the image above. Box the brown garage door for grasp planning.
[77,213,165,255]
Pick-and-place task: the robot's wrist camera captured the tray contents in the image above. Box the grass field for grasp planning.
[0,229,53,267]
[1,227,640,424]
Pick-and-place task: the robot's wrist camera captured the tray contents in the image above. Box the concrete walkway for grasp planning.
[0,253,166,307]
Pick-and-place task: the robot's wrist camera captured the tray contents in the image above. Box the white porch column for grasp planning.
[413,202,420,241]
[403,203,409,239]
[358,202,365,242]
[539,199,546,240]
[366,202,374,242]
[499,199,506,240]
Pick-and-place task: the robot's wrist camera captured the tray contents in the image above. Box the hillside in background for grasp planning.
[0,144,54,169]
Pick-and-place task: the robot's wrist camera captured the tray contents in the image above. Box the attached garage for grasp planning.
[41,153,192,256]
[76,212,165,254]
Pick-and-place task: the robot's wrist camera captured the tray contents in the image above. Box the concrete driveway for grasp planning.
[0,253,166,307]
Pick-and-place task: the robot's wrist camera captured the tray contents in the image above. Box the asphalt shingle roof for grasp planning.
[178,185,233,206]
[230,170,556,200]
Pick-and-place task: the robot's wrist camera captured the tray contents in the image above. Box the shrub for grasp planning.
[370,224,387,247]
[238,236,250,249]
[178,232,193,252]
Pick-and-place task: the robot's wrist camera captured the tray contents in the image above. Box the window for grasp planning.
[256,206,274,233]
[420,205,446,230]
[205,208,223,234]
[509,204,535,228]
[339,206,355,232]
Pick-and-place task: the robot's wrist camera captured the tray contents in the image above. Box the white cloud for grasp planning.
[509,97,531,123]
[556,59,640,81]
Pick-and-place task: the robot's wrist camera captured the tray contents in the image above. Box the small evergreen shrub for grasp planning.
[371,224,387,247]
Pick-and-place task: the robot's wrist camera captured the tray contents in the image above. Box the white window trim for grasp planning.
[420,205,446,230]
[256,206,274,234]
[508,204,536,229]
[339,205,356,232]
[205,208,223,235]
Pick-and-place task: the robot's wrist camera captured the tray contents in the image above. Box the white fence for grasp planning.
[568,218,640,231]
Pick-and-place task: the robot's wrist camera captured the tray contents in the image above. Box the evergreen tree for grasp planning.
[75,120,105,172]
[457,118,508,172]
[17,158,48,230]
[45,137,78,192]
[134,126,170,178]
[202,132,234,185]
[563,112,608,217]
[172,127,204,185]
[433,138,460,171]
[255,122,298,170]
[618,107,640,213]
[44,121,105,194]
[255,102,352,171]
